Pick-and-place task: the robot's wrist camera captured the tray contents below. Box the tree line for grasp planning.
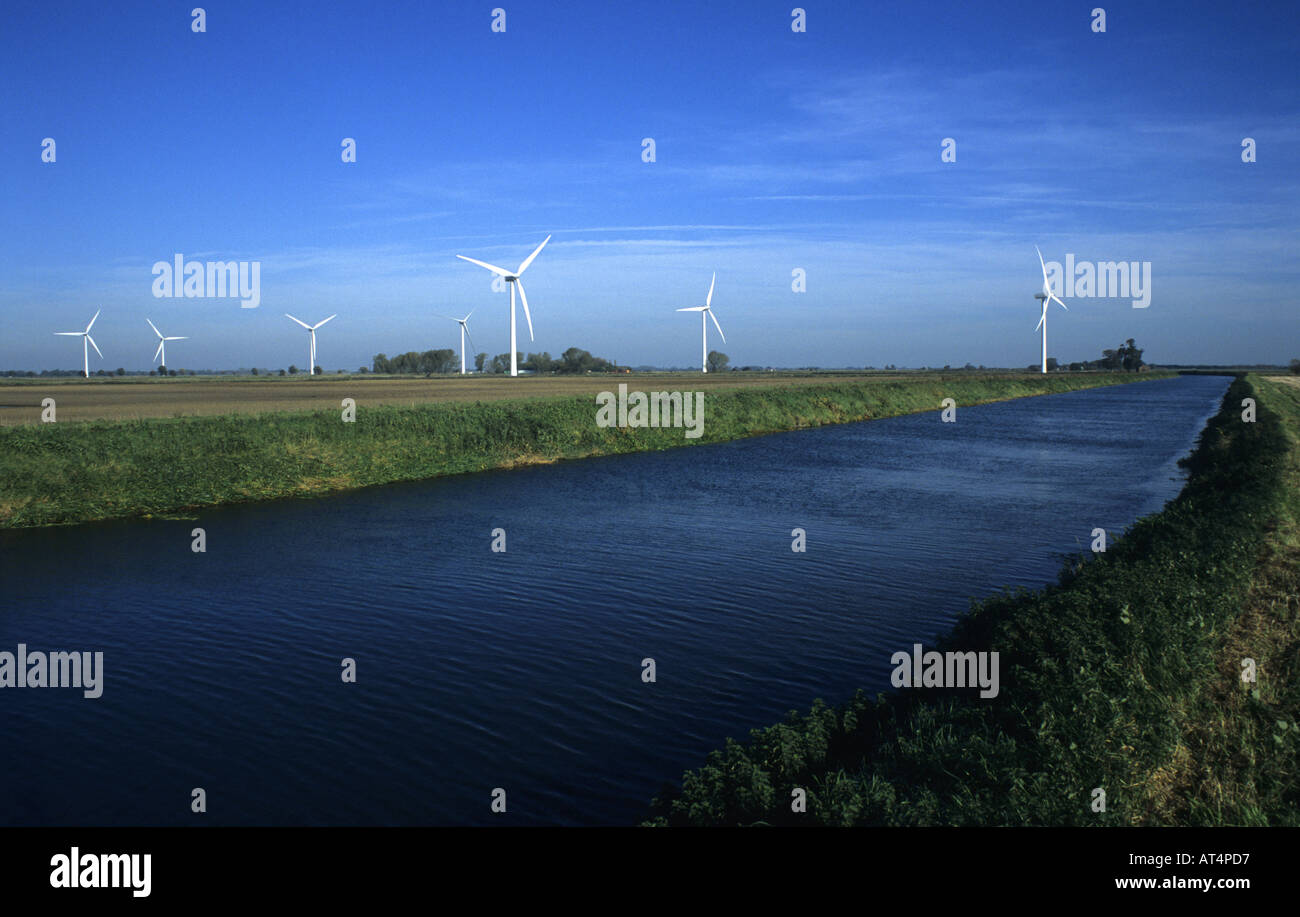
[372,346,622,375]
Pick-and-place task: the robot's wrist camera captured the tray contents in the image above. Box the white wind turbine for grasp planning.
[441,309,477,375]
[146,319,188,369]
[456,235,550,377]
[676,272,726,373]
[1034,246,1067,374]
[54,309,103,378]
[285,313,336,375]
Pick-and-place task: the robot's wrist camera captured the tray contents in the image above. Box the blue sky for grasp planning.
[2,0,1297,371]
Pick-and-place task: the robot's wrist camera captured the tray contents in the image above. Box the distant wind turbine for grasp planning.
[146,319,188,368]
[456,235,551,377]
[676,273,726,373]
[1034,246,1067,373]
[54,310,103,378]
[441,309,477,375]
[285,313,336,375]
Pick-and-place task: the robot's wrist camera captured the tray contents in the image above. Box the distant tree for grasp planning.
[158,363,167,376]
[149,370,156,376]
[250,367,258,375]
[1120,338,1144,372]
[289,365,299,375]
[116,367,125,376]
[1069,362,1083,372]
[1046,357,1059,371]
[474,352,488,373]
[1291,358,1300,375]
[358,366,369,374]
[167,369,177,377]
[523,351,555,373]
[313,365,322,375]
[279,369,286,376]
[707,350,730,373]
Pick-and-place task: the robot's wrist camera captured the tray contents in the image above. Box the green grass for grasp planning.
[0,372,1167,528]
[644,374,1300,826]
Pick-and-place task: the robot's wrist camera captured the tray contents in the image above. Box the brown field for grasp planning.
[0,371,934,425]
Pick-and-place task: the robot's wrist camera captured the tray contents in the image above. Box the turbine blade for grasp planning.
[516,279,535,341]
[167,336,188,341]
[677,306,707,312]
[147,318,163,338]
[515,235,551,275]
[463,326,476,354]
[1051,293,1068,310]
[154,340,164,361]
[706,272,716,308]
[313,314,337,329]
[87,335,103,359]
[456,255,512,277]
[464,308,475,322]
[708,308,726,344]
[1036,245,1050,286]
[85,309,101,333]
[285,313,312,330]
[54,332,81,335]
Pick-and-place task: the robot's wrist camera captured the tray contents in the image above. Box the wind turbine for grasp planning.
[1034,246,1067,373]
[285,313,336,375]
[146,319,188,369]
[441,310,477,375]
[456,235,550,377]
[54,310,103,378]
[676,273,726,373]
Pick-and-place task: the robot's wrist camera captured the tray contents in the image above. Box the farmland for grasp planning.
[3,371,931,426]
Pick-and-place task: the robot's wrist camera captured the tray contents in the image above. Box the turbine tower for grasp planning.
[676,273,726,373]
[147,319,188,368]
[442,310,477,375]
[285,313,336,375]
[456,235,550,377]
[1034,246,1067,373]
[54,310,103,378]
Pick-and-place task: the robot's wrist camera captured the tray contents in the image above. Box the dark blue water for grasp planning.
[0,375,1229,825]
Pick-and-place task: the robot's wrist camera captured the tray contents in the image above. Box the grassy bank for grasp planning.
[0,372,1167,528]
[644,374,1299,826]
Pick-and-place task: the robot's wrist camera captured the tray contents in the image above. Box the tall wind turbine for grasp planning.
[442,310,477,375]
[676,273,726,373]
[1034,246,1067,373]
[146,319,188,368]
[456,235,550,377]
[54,310,103,378]
[285,313,336,375]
